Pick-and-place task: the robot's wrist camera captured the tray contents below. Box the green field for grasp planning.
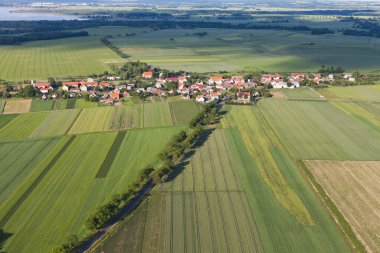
[30,100,55,112]
[110,28,380,72]
[0,37,124,81]
[259,99,380,160]
[69,105,143,134]
[0,100,5,113]
[318,85,380,101]
[221,106,351,253]
[143,102,173,128]
[0,112,50,140]
[169,100,199,125]
[0,114,17,129]
[1,126,182,253]
[30,109,81,138]
[279,88,324,99]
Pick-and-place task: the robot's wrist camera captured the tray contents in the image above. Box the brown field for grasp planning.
[3,99,31,114]
[306,160,380,253]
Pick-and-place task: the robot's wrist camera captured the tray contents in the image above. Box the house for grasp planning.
[210,91,221,100]
[196,95,205,103]
[348,77,356,82]
[142,71,153,79]
[208,76,223,85]
[291,81,300,88]
[34,82,50,89]
[271,80,288,89]
[236,92,251,103]
[272,74,282,80]
[110,91,120,100]
[39,88,50,94]
[261,74,272,84]
[80,84,89,92]
[343,73,353,79]
[122,91,131,98]
[232,76,245,84]
[70,87,80,93]
[291,72,306,80]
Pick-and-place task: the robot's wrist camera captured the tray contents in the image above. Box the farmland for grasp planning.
[0,111,50,140]
[221,106,350,253]
[306,160,380,253]
[143,102,173,128]
[169,100,199,125]
[258,99,380,160]
[110,28,380,72]
[30,99,55,112]
[0,37,124,81]
[2,99,31,114]
[317,85,380,101]
[1,126,182,253]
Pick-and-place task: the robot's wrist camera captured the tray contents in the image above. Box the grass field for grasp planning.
[306,160,380,253]
[30,100,55,112]
[110,28,380,72]
[3,99,31,114]
[74,99,100,109]
[0,112,50,140]
[143,102,173,128]
[0,37,124,81]
[1,126,182,253]
[169,100,199,125]
[30,109,81,138]
[259,99,380,160]
[317,85,380,101]
[221,106,351,253]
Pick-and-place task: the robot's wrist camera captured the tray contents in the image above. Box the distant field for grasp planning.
[259,99,380,160]
[0,100,5,113]
[0,112,49,140]
[169,100,199,125]
[0,37,124,81]
[221,106,351,253]
[318,85,380,101]
[1,126,182,253]
[109,28,380,72]
[3,99,31,114]
[306,160,380,253]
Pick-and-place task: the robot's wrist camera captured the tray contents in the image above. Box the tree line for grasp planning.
[0,31,88,45]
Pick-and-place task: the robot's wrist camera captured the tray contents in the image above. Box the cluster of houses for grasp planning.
[31,71,357,104]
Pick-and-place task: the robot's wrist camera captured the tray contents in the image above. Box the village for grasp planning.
[17,71,360,105]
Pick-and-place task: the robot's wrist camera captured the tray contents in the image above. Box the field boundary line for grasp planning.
[66,108,83,134]
[355,102,380,121]
[0,135,76,227]
[168,102,177,125]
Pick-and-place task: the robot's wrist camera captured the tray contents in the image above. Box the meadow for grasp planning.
[1,126,182,253]
[169,100,199,125]
[0,36,124,81]
[317,85,380,101]
[110,28,380,73]
[306,160,380,253]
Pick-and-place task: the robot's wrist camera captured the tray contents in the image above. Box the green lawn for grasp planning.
[0,37,124,81]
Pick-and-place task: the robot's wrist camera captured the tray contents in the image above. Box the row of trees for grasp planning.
[0,31,88,45]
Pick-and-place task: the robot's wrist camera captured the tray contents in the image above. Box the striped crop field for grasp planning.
[74,99,100,109]
[30,100,55,112]
[143,102,173,128]
[0,37,124,81]
[0,112,50,140]
[258,99,380,160]
[356,101,380,118]
[69,105,143,134]
[306,160,380,253]
[221,106,351,253]
[3,99,31,114]
[1,125,182,253]
[29,109,81,138]
[317,85,380,101]
[169,100,199,125]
